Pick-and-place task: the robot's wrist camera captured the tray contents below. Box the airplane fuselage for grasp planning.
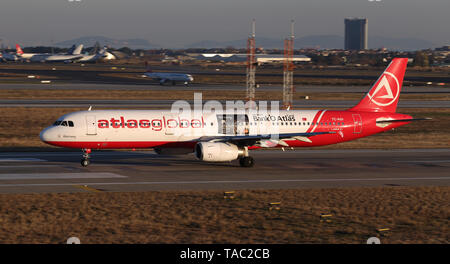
[145,72,194,84]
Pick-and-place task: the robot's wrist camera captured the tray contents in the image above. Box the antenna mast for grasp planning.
[283,20,295,109]
[246,19,257,102]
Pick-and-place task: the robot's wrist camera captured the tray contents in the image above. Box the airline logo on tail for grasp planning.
[15,44,23,55]
[367,71,400,107]
[349,58,408,113]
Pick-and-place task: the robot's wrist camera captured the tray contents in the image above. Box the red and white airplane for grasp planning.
[40,58,427,167]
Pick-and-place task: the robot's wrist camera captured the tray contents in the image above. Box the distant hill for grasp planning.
[369,36,435,51]
[54,36,160,49]
[186,35,435,51]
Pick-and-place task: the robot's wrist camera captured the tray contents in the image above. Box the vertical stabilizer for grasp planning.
[349,58,408,113]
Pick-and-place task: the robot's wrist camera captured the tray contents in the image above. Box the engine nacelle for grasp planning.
[195,142,242,162]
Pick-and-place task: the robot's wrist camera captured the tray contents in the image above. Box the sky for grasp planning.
[0,0,449,48]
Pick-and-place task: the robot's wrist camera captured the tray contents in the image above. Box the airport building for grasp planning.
[344,18,368,50]
[191,53,311,64]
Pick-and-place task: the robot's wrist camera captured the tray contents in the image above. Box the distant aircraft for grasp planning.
[15,44,44,60]
[0,49,18,61]
[144,61,194,86]
[75,46,109,63]
[16,44,84,62]
[40,58,429,167]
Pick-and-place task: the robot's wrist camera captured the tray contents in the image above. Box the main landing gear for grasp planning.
[239,156,254,168]
[81,148,91,167]
[238,147,254,168]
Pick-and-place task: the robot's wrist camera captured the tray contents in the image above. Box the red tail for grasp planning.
[15,44,23,55]
[349,58,408,113]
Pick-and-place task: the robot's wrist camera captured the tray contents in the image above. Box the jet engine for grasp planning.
[194,142,243,162]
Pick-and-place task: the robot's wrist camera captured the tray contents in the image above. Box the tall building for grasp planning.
[345,18,368,50]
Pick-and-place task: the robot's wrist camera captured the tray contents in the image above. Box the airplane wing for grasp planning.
[198,131,335,147]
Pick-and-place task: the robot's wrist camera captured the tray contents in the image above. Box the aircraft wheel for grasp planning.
[239,156,254,168]
[81,159,90,167]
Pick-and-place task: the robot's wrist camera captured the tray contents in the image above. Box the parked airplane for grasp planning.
[16,44,84,62]
[15,44,43,60]
[40,58,428,167]
[0,51,18,61]
[144,62,194,85]
[75,46,109,63]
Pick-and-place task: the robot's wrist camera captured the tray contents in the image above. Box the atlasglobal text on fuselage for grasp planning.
[40,58,428,167]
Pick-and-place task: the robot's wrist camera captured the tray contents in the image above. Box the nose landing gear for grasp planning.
[81,148,91,167]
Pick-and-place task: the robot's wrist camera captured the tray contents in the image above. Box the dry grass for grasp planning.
[0,107,448,149]
[1,89,449,101]
[0,187,447,244]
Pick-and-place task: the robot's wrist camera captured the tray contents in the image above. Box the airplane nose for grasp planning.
[39,128,48,142]
[40,127,55,142]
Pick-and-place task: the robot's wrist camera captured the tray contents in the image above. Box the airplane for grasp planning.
[143,62,194,86]
[40,58,429,167]
[0,51,18,61]
[15,44,44,60]
[16,44,84,62]
[75,46,109,63]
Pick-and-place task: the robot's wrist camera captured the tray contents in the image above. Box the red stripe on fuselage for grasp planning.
[44,141,197,150]
[306,110,323,133]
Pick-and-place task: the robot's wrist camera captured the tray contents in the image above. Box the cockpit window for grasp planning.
[53,120,74,127]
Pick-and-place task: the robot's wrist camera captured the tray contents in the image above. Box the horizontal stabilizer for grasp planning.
[376,118,432,123]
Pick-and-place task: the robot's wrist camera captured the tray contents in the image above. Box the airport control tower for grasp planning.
[344,18,368,50]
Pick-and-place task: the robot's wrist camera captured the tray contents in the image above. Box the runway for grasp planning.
[1,99,449,108]
[0,149,449,194]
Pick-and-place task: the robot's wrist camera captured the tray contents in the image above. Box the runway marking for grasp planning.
[0,165,61,168]
[0,176,448,187]
[0,158,46,162]
[0,173,126,180]
[396,160,450,163]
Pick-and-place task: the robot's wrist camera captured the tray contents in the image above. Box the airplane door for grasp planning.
[217,114,249,135]
[86,115,97,135]
[235,115,249,135]
[352,114,362,134]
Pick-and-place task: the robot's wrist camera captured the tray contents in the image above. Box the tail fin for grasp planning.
[145,61,152,73]
[72,44,83,55]
[349,58,408,113]
[67,44,76,55]
[15,44,23,55]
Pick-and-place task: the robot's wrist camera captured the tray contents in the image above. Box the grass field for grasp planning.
[0,187,447,244]
[1,89,450,101]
